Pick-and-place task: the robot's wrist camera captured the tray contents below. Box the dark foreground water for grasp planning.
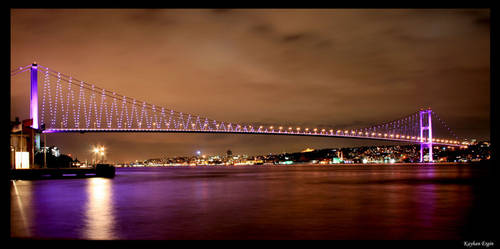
[10,164,497,240]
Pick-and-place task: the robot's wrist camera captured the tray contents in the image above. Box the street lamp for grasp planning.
[99,146,105,163]
[92,147,100,165]
[92,146,105,165]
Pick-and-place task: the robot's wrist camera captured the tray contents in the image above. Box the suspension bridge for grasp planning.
[11,63,471,163]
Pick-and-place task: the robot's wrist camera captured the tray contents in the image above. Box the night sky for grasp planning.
[10,9,490,163]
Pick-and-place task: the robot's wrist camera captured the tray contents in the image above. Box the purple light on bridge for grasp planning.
[419,109,433,163]
[30,63,38,129]
[41,130,62,133]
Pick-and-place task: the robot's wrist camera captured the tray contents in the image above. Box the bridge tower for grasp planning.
[30,63,40,154]
[419,108,433,162]
[30,62,38,129]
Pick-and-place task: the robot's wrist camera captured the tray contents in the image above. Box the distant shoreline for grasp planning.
[114,161,488,168]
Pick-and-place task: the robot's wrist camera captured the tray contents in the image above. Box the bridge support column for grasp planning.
[30,63,40,168]
[419,108,433,162]
[30,63,39,130]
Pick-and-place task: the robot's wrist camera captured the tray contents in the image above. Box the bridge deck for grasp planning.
[43,128,465,147]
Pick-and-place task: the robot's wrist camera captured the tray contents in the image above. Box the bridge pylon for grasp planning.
[30,62,38,130]
[419,108,433,162]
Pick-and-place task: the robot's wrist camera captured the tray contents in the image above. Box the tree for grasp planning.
[34,150,73,168]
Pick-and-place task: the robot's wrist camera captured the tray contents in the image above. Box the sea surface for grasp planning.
[10,164,497,240]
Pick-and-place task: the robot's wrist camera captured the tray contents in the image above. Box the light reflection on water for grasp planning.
[9,164,493,240]
[84,178,115,240]
[10,181,32,238]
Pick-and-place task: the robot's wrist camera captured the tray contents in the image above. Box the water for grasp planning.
[10,164,497,240]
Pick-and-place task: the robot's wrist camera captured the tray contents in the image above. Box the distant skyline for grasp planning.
[10,9,490,162]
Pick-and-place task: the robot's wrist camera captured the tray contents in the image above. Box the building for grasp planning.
[10,118,40,169]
